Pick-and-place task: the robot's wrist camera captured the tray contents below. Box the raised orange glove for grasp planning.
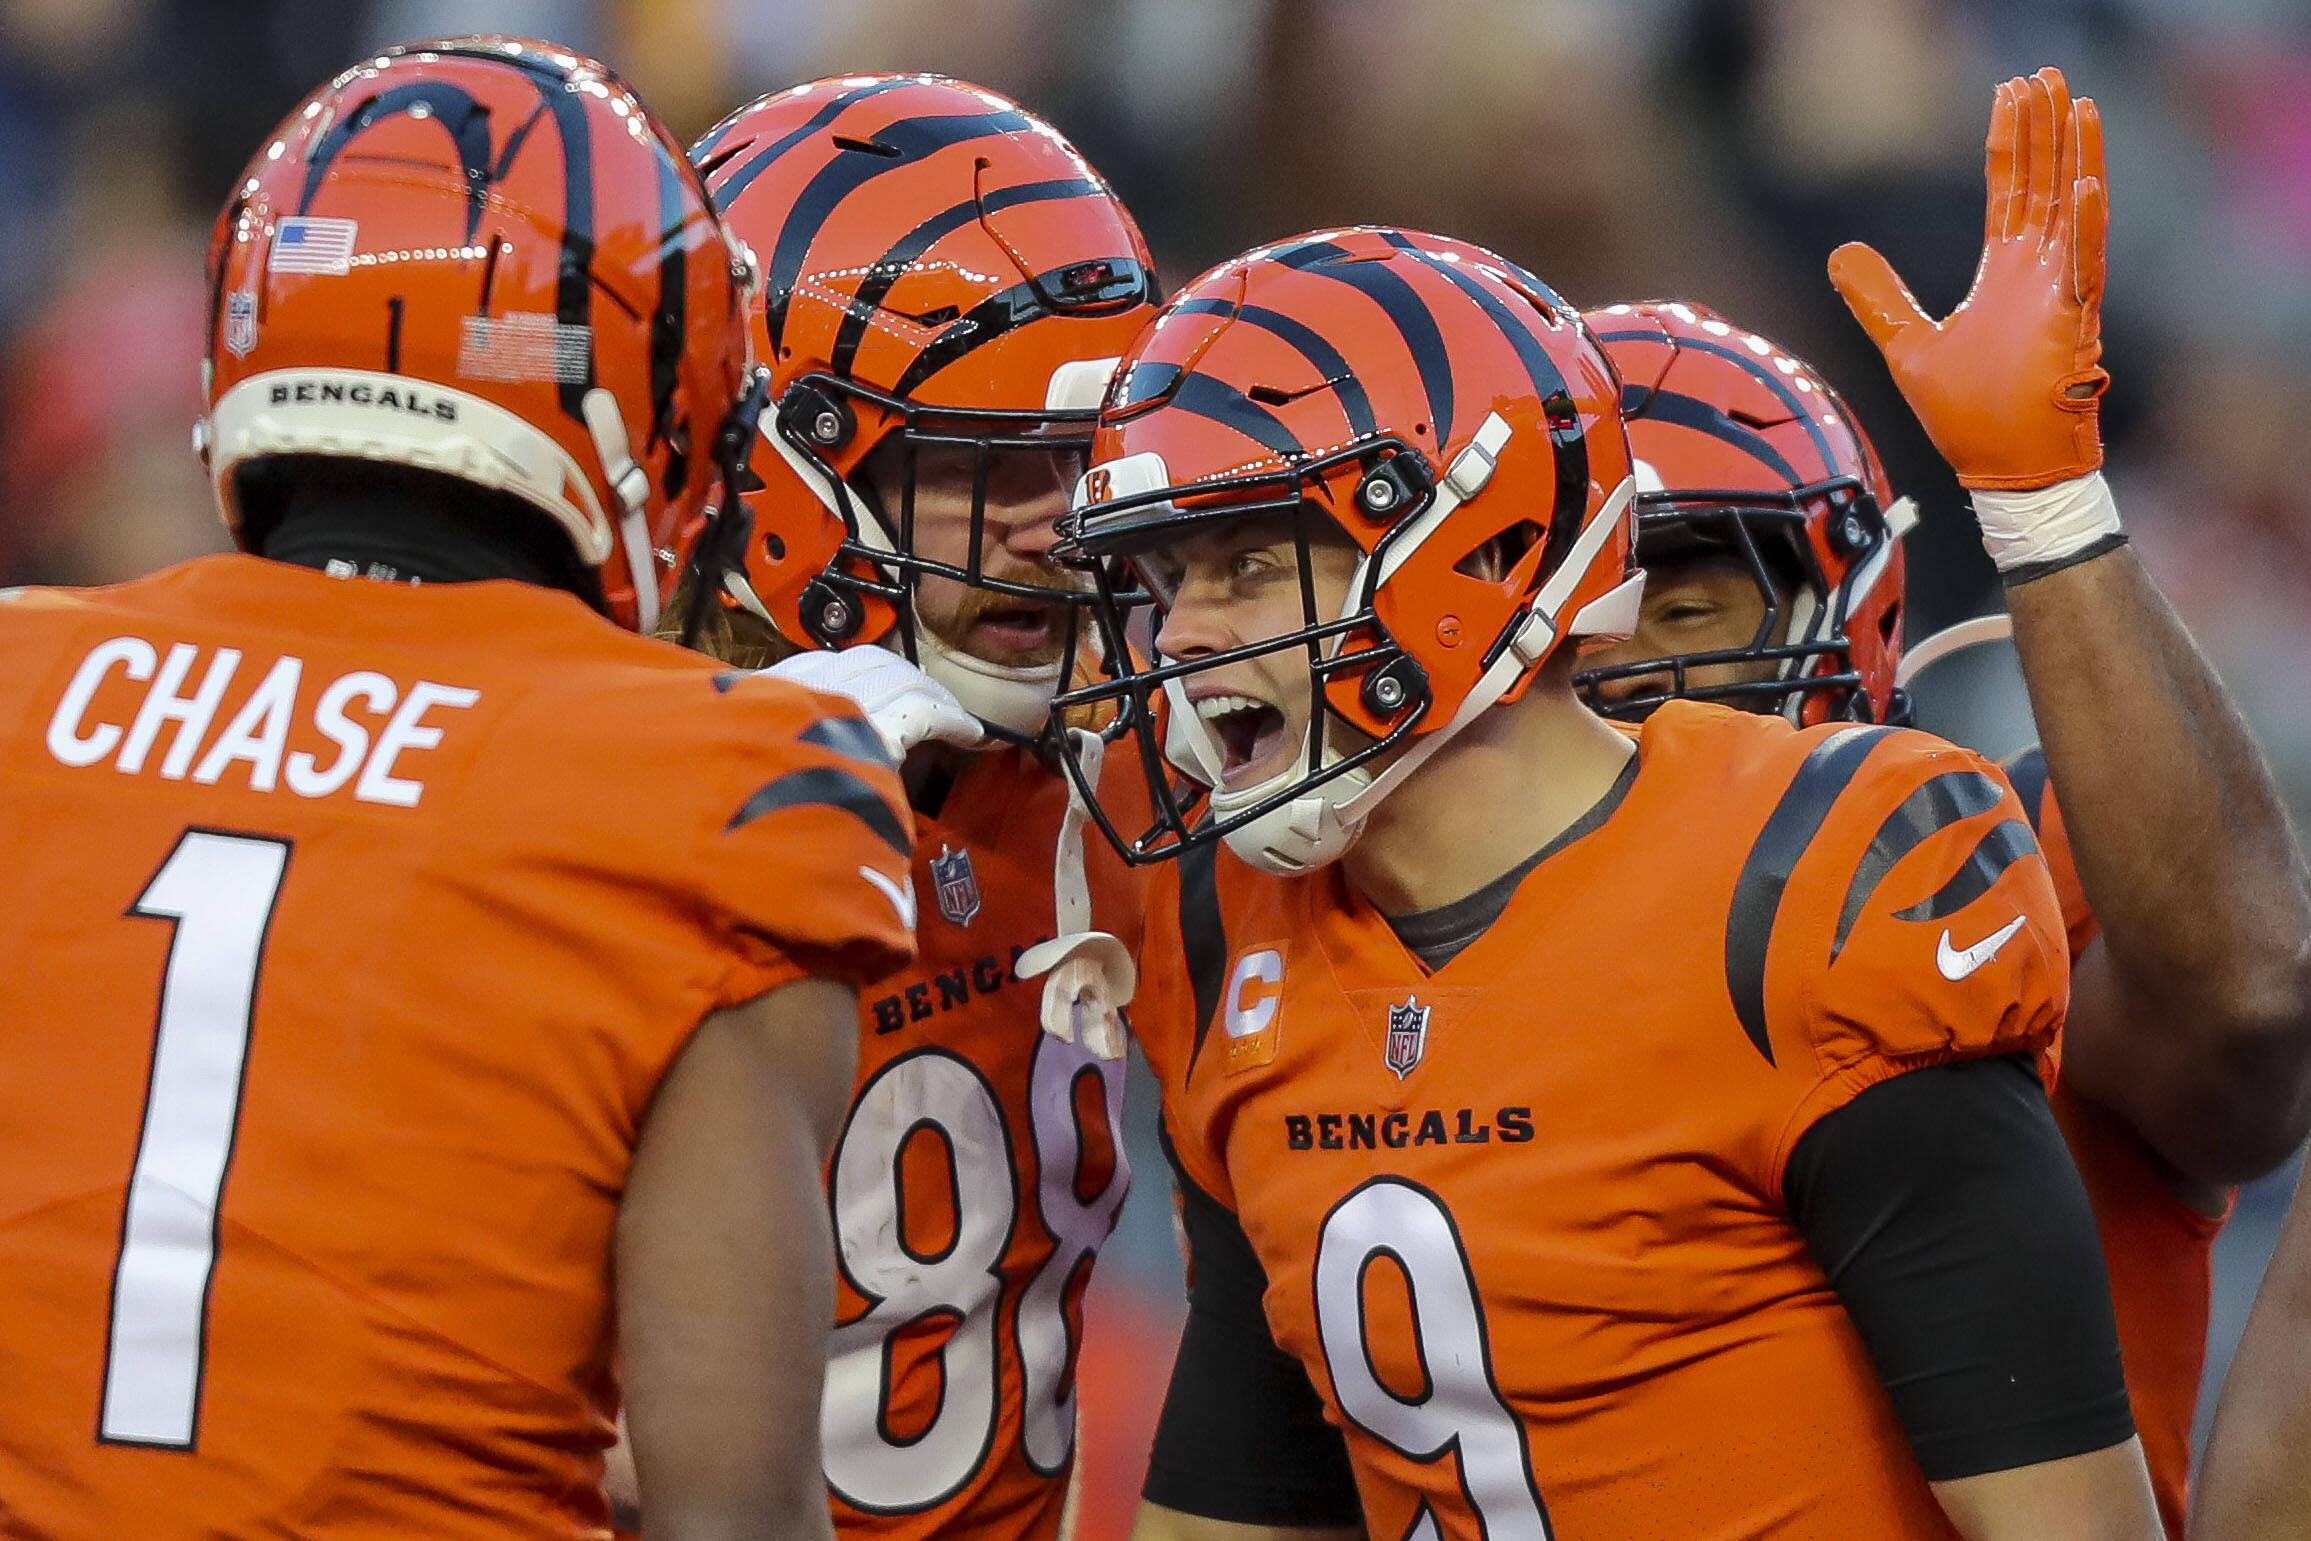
[1829,67,2109,493]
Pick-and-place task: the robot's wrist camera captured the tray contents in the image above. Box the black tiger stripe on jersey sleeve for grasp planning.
[2002,744,2052,832]
[799,714,894,770]
[725,766,910,855]
[1831,770,2008,961]
[1726,726,1898,1064]
[1894,820,2040,922]
[1179,841,1230,1084]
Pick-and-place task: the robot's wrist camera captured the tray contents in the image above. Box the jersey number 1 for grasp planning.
[100,829,289,1449]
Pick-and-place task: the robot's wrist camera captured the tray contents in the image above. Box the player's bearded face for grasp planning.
[862,439,1089,669]
[1141,514,1364,794]
[1581,556,1790,707]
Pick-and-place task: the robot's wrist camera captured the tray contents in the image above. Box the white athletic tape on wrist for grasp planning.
[1971,473,2123,573]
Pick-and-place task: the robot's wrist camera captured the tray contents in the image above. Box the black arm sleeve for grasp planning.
[1142,1133,1361,1526]
[1784,1053,2136,1482]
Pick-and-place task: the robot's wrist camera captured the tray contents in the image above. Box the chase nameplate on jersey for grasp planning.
[40,637,478,809]
[930,844,981,927]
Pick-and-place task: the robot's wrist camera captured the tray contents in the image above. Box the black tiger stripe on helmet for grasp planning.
[686,75,1160,735]
[1049,226,1639,874]
[1576,301,1913,728]
[202,35,750,633]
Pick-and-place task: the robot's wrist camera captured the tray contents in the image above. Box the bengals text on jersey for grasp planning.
[1139,704,2074,1539]
[0,555,913,1539]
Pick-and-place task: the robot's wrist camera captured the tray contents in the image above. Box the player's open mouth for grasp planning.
[1194,691,1290,785]
[972,603,1057,648]
[962,599,1072,665]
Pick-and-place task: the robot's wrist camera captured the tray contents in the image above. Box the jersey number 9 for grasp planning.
[1315,1177,1555,1540]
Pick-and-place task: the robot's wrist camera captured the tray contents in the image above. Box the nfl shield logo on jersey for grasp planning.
[930,844,981,928]
[224,291,258,358]
[1384,996,1430,1079]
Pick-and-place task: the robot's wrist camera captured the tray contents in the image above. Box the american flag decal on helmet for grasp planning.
[269,216,359,276]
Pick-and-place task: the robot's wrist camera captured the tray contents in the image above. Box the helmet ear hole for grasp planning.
[1455,520,1544,582]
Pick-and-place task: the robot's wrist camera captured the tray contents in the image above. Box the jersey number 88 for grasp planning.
[823,1039,1129,1513]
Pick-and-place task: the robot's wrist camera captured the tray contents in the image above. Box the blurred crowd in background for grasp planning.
[4,0,2305,1519]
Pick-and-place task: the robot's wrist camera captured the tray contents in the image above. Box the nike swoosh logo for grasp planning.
[1937,915,2028,981]
[860,865,917,930]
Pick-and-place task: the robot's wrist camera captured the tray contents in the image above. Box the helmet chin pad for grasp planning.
[913,619,1063,739]
[1165,675,1378,876]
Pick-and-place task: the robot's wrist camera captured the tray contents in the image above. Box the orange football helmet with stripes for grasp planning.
[1053,226,1640,873]
[198,37,753,633]
[1575,301,1914,724]
[694,76,1159,736]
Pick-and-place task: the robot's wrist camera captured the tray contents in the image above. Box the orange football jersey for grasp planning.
[0,554,915,1540]
[2004,746,2225,1541]
[1140,704,2069,1539]
[823,744,1146,1540]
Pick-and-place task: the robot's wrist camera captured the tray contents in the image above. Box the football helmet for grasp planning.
[694,75,1160,738]
[1053,227,1640,874]
[1573,301,1914,724]
[198,37,752,633]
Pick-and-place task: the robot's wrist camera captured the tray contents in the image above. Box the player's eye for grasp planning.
[1133,553,1185,606]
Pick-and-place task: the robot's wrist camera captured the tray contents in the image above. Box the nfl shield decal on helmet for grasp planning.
[1384,997,1430,1079]
[930,844,981,928]
[224,291,258,358]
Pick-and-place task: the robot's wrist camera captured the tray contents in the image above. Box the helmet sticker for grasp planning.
[268,216,358,277]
